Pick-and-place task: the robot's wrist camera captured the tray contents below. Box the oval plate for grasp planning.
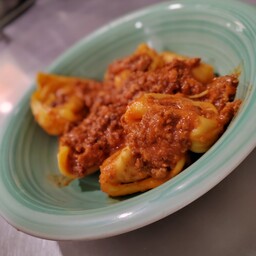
[0,0,256,240]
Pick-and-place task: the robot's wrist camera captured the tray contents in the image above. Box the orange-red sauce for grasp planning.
[60,53,241,178]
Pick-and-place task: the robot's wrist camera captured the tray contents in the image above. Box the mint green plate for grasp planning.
[0,0,256,240]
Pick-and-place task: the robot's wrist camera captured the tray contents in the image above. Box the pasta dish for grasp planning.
[31,44,241,196]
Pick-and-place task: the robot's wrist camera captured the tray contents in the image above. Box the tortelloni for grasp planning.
[30,73,102,135]
[30,43,241,197]
[100,93,225,197]
[104,43,165,88]
[100,146,186,197]
[160,51,214,84]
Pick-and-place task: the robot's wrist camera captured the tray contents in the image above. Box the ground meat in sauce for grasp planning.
[117,58,206,101]
[74,80,103,109]
[61,102,126,176]
[202,74,239,111]
[105,54,154,83]
[125,108,192,168]
[123,96,201,179]
[60,54,241,177]
[51,79,103,110]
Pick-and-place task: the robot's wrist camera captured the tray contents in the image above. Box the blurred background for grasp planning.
[0,0,256,255]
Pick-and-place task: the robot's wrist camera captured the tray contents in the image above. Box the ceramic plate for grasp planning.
[0,0,256,240]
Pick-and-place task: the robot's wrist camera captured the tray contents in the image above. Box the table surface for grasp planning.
[0,0,256,255]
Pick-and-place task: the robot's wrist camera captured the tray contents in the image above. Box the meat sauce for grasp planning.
[123,96,197,179]
[60,51,241,178]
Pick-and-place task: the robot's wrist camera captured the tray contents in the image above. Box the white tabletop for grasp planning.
[0,1,256,255]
